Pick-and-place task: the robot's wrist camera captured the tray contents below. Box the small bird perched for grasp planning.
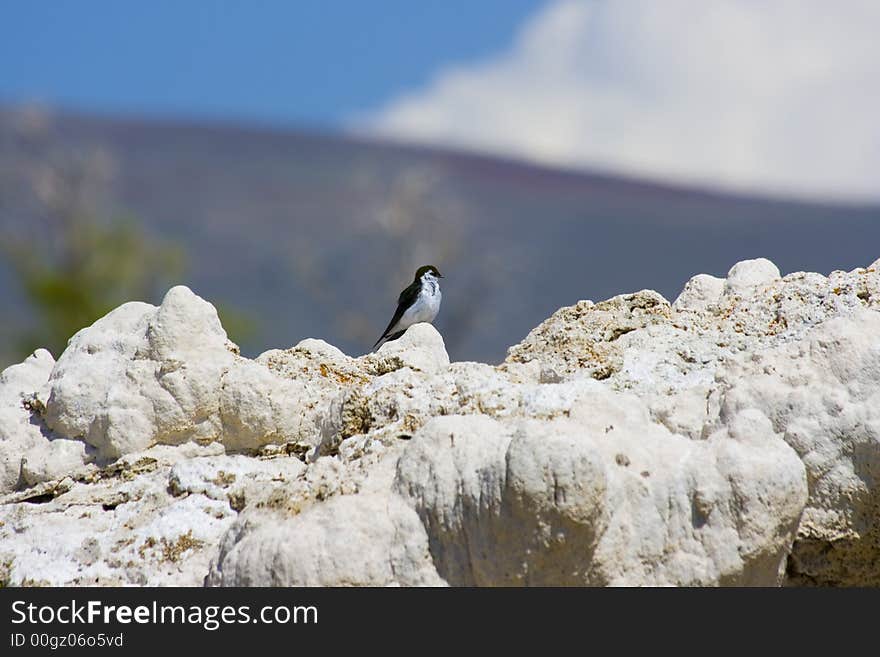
[373,265,443,350]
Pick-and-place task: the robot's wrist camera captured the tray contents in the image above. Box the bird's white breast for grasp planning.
[398,278,441,330]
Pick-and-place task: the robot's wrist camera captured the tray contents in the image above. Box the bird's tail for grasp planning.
[372,329,406,352]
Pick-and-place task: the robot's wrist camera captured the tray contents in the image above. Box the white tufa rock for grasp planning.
[39,288,235,459]
[218,359,312,452]
[0,349,91,493]
[713,309,880,585]
[393,406,805,586]
[2,256,880,586]
[205,493,443,587]
[673,273,725,312]
[724,257,781,296]
[369,322,450,374]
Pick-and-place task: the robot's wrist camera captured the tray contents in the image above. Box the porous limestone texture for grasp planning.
[2,257,879,586]
[0,349,91,493]
[0,442,305,586]
[38,289,236,460]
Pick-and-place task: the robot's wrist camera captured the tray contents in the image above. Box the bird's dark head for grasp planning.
[415,265,443,281]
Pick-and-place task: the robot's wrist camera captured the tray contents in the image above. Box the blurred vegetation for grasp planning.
[0,112,255,363]
[212,302,258,352]
[3,213,185,358]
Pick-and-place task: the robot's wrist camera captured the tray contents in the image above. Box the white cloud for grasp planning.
[355,0,880,202]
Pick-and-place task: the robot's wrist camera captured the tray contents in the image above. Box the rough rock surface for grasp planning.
[2,257,879,586]
[394,407,805,586]
[0,349,92,493]
[38,290,236,460]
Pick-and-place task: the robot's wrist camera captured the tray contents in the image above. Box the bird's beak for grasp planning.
[438,273,445,278]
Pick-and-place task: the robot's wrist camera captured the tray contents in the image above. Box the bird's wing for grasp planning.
[373,279,421,349]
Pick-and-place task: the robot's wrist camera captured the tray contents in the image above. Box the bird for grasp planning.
[372,265,443,350]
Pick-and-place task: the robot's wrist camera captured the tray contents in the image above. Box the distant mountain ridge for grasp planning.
[1,105,878,366]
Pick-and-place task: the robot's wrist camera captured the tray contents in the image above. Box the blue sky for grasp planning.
[1,0,543,127]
